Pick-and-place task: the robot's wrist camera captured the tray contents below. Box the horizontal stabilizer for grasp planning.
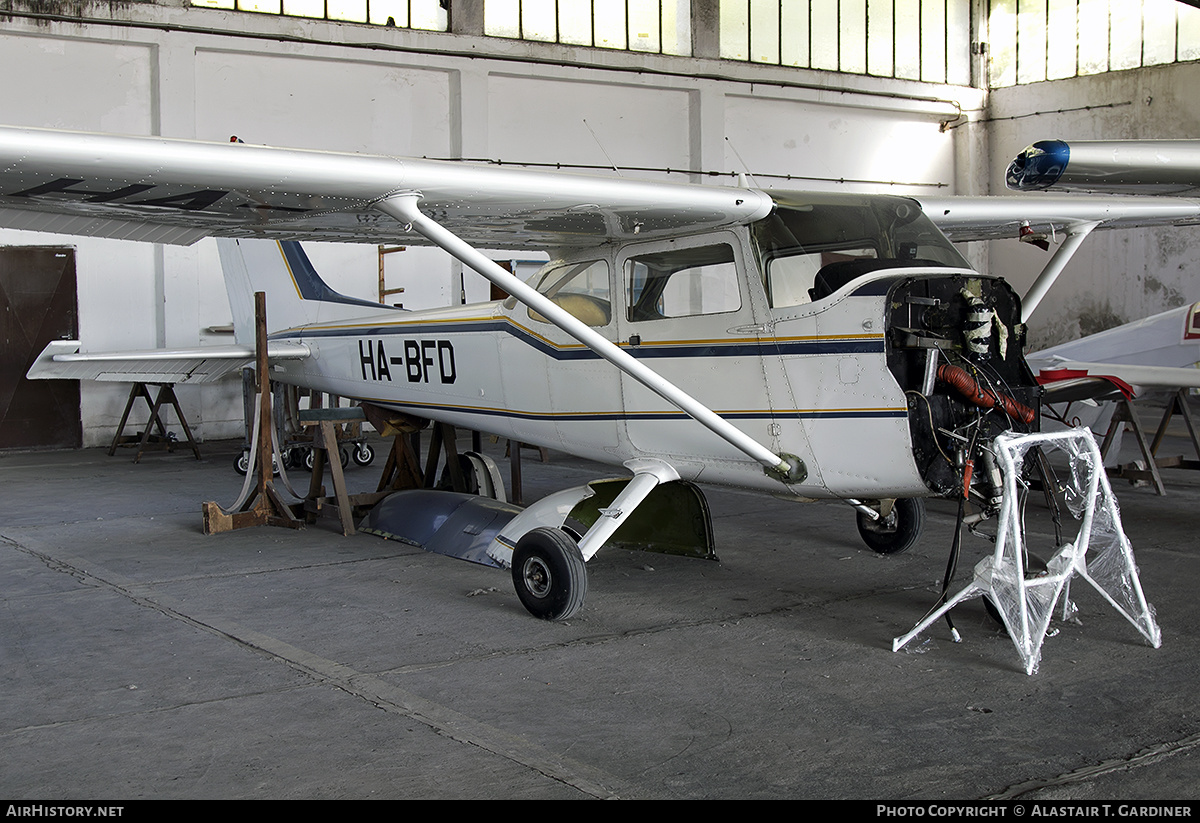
[1036,371,1134,405]
[27,340,310,384]
[359,490,520,568]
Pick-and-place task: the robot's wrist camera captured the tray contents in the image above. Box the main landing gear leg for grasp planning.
[510,457,681,621]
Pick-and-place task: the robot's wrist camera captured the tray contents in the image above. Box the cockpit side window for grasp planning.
[526,259,612,327]
[625,243,741,322]
[765,247,878,308]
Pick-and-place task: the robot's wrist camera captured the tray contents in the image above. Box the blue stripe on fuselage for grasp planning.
[271,316,884,360]
[356,400,906,423]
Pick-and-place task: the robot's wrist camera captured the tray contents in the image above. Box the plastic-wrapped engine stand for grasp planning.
[893,428,1162,675]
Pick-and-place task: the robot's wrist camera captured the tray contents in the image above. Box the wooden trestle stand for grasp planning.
[1100,388,1200,495]
[201,293,508,536]
[202,293,303,534]
[108,382,202,462]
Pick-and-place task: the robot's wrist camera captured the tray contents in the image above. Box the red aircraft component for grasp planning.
[937,363,1036,424]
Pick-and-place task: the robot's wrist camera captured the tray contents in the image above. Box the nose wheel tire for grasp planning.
[856,498,925,555]
[512,527,588,621]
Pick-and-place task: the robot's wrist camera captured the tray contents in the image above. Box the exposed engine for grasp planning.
[885,274,1040,510]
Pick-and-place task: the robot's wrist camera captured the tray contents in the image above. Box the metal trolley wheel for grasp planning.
[302,446,349,470]
[352,442,375,466]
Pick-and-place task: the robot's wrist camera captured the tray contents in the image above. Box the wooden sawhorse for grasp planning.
[109,382,201,463]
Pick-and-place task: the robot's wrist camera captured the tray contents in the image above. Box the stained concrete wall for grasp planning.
[0,1,981,445]
[986,60,1200,350]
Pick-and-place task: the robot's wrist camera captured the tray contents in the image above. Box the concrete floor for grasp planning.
[1,425,1198,800]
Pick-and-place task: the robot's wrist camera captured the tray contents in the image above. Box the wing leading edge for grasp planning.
[918,194,1200,243]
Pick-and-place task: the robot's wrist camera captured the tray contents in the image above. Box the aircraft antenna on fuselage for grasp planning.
[725,136,760,189]
[582,119,623,177]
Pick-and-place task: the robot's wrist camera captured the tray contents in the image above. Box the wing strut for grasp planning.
[376,193,798,479]
[1022,221,1098,322]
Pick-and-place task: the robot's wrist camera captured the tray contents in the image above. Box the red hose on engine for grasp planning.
[937,363,1035,424]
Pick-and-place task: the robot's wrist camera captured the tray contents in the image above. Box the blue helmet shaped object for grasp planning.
[1006,140,1071,190]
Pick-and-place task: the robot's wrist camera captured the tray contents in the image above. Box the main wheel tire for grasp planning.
[511,527,588,621]
[303,449,316,471]
[856,498,925,555]
[353,443,374,466]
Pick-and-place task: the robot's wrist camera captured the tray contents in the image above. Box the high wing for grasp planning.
[1005,139,1200,195]
[0,125,774,250]
[921,142,1200,324]
[916,193,1200,322]
[0,125,792,475]
[916,193,1200,242]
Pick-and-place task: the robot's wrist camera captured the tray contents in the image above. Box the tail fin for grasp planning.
[217,238,390,343]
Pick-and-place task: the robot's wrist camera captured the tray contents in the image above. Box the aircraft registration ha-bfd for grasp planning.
[0,127,1181,662]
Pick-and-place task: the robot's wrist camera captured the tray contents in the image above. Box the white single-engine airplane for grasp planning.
[1,126,1193,626]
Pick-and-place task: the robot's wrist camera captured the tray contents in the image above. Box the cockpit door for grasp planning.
[613,231,780,470]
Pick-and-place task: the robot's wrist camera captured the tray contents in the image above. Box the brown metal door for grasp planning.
[0,247,80,449]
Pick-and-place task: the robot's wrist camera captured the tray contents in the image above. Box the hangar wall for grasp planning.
[1,1,983,445]
[987,59,1200,350]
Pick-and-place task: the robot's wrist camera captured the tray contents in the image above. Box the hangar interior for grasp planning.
[3,0,1200,447]
[4,0,1200,802]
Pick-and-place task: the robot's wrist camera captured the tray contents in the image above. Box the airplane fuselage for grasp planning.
[264,194,1037,502]
[268,287,913,498]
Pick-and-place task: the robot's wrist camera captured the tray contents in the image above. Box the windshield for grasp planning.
[523,258,613,327]
[751,193,970,308]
